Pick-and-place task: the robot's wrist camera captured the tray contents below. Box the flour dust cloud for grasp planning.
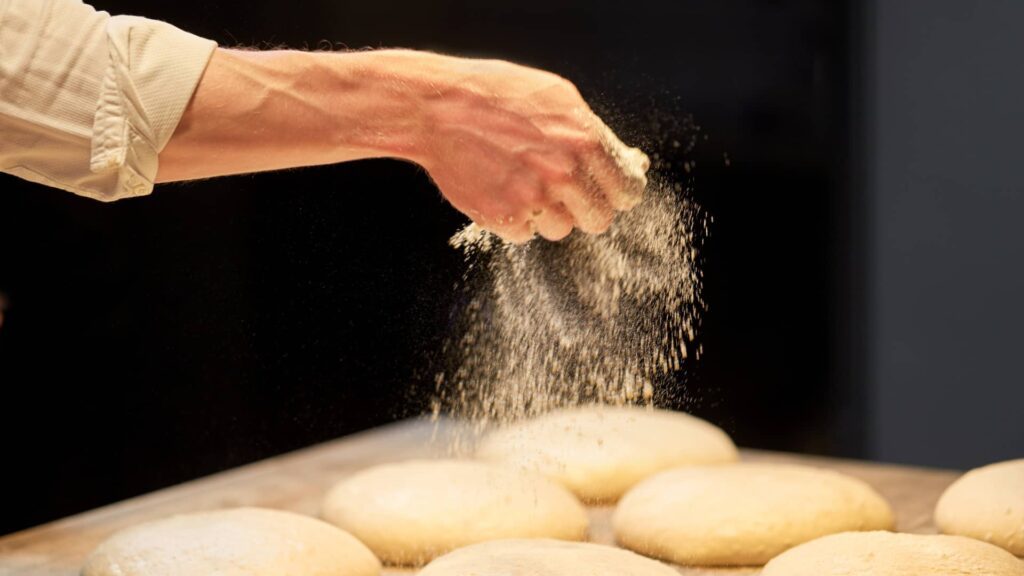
[432,177,705,430]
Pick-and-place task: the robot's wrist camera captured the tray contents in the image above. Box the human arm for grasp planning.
[0,0,648,241]
[158,48,650,242]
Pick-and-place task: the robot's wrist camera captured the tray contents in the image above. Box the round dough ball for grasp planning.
[320,459,588,565]
[83,507,380,576]
[613,463,895,566]
[935,458,1024,556]
[476,406,738,502]
[762,531,1024,575]
[419,539,679,576]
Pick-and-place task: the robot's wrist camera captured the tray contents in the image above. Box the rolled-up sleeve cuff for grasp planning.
[89,15,216,200]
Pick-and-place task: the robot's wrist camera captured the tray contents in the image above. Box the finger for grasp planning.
[550,175,614,234]
[483,175,557,243]
[531,202,575,241]
[475,208,537,244]
[491,219,535,244]
[586,122,650,211]
[518,151,579,239]
[457,175,540,242]
[473,211,533,245]
[520,133,623,231]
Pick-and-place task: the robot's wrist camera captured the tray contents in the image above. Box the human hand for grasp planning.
[410,55,650,243]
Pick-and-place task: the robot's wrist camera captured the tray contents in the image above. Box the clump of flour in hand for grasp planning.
[434,175,704,430]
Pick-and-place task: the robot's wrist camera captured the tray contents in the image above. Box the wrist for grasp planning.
[324,49,458,165]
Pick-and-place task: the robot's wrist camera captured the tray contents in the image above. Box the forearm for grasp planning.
[156,48,443,182]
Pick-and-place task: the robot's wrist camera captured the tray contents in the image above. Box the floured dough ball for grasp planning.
[762,531,1024,575]
[320,459,587,565]
[82,507,380,576]
[476,406,738,501]
[419,539,679,576]
[935,458,1024,556]
[613,463,895,566]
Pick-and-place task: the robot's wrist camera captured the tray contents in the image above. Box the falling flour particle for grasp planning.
[432,177,704,433]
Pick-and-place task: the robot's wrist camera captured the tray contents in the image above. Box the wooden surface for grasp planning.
[0,418,961,576]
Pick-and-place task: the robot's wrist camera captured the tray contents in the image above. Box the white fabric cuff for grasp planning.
[89,15,216,199]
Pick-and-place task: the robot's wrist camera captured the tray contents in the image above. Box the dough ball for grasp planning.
[476,406,738,502]
[612,463,895,566]
[419,539,679,576]
[320,459,587,565]
[935,458,1024,556]
[762,531,1024,575]
[82,507,380,576]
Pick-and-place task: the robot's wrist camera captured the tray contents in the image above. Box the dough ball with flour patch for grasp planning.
[935,458,1024,556]
[476,406,738,501]
[419,539,680,576]
[762,531,1024,575]
[320,459,587,565]
[83,507,380,576]
[613,463,895,566]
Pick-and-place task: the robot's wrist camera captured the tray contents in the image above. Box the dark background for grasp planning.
[2,0,1021,536]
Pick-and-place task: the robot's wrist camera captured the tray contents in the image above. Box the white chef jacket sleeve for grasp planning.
[0,0,216,201]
